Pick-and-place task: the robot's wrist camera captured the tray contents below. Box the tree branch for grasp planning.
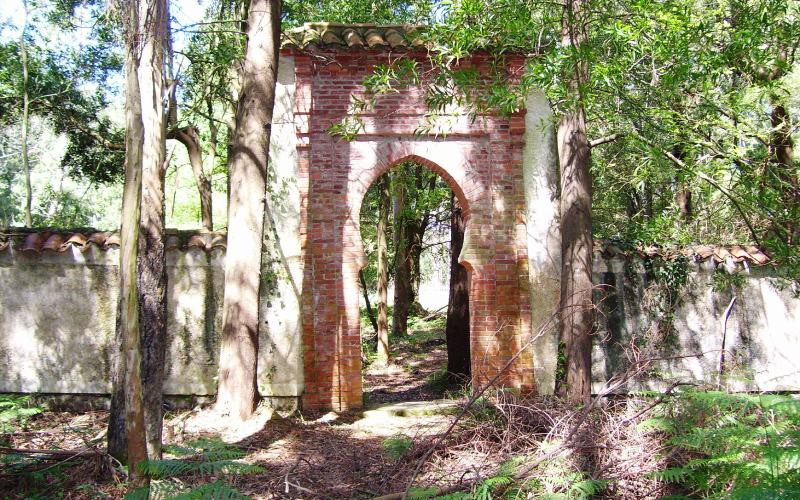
[589,132,623,148]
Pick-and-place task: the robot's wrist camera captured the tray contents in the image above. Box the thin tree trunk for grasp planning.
[770,100,797,243]
[445,196,470,377]
[393,170,410,336]
[376,174,391,363]
[558,0,594,402]
[164,7,212,232]
[109,0,148,487]
[169,126,213,230]
[215,0,281,421]
[676,179,692,221]
[226,121,235,225]
[20,0,32,227]
[206,94,219,226]
[359,270,378,335]
[673,145,692,221]
[137,0,169,460]
[408,220,423,312]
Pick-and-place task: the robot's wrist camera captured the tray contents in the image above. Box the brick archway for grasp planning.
[287,33,557,410]
[301,139,537,410]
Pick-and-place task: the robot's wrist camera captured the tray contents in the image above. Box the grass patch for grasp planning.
[382,435,413,460]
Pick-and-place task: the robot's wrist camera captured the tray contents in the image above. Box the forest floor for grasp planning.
[1,314,480,499]
[1,315,677,499]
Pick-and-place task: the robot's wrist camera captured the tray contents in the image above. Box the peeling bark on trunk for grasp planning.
[169,126,213,230]
[215,0,281,421]
[559,0,594,402]
[393,171,410,336]
[377,174,391,363]
[446,197,470,378]
[108,0,148,487]
[136,0,169,461]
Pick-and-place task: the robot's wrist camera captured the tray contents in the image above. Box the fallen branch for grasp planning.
[420,305,447,322]
[0,446,103,458]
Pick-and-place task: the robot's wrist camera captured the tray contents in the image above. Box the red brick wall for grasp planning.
[286,48,535,410]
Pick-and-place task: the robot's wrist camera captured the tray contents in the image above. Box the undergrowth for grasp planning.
[126,438,262,499]
[645,389,800,497]
[0,394,43,435]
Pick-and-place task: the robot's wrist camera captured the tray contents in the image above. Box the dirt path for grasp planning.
[363,339,450,404]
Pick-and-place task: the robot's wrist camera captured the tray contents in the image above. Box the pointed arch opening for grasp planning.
[353,156,472,404]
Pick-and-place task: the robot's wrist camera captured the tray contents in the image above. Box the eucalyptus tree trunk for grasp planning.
[137,0,169,460]
[558,0,594,402]
[215,0,281,421]
[107,0,148,487]
[445,197,470,377]
[376,174,391,363]
[393,171,411,336]
[20,0,32,227]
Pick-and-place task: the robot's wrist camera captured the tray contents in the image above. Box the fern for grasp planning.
[649,467,688,484]
[568,479,608,497]
[125,439,262,500]
[0,395,43,433]
[648,389,800,497]
[171,481,249,500]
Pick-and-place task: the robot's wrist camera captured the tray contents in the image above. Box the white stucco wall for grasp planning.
[592,256,800,393]
[0,244,224,395]
[522,91,562,395]
[258,55,304,398]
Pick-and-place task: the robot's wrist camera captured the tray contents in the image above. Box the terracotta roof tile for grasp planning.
[1,230,228,254]
[284,23,426,51]
[187,234,210,250]
[714,247,732,262]
[595,240,770,266]
[210,234,227,249]
[729,245,749,262]
[694,245,715,259]
[384,28,407,47]
[42,233,66,252]
[104,233,120,248]
[341,28,364,48]
[166,235,182,251]
[746,246,770,265]
[65,233,88,247]
[22,233,46,253]
[86,232,109,247]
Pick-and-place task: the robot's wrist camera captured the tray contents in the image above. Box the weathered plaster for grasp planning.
[522,91,562,395]
[592,256,800,393]
[0,244,224,395]
[258,55,305,398]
